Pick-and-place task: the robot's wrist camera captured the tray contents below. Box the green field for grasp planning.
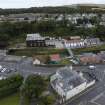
[0,93,19,105]
[73,44,105,54]
[8,48,68,56]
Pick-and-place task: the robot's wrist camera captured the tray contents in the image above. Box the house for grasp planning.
[50,54,61,63]
[33,59,41,65]
[64,36,85,49]
[64,40,85,49]
[26,33,46,47]
[84,38,101,46]
[79,53,102,64]
[26,33,64,48]
[33,55,49,65]
[46,39,64,49]
[50,66,95,101]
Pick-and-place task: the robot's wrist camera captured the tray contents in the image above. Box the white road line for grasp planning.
[90,101,101,105]
[91,92,104,102]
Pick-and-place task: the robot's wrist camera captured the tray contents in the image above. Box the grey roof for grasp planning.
[85,38,100,43]
[82,53,96,56]
[26,33,45,41]
[53,67,86,92]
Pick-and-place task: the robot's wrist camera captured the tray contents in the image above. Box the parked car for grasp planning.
[88,65,96,70]
[0,65,2,69]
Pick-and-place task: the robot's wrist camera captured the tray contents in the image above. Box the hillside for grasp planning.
[0,4,105,15]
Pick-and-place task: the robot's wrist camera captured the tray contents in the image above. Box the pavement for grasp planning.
[0,55,105,105]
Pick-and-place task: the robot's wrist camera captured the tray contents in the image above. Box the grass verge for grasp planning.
[0,93,19,105]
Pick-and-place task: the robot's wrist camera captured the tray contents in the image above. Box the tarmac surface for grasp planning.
[0,55,105,105]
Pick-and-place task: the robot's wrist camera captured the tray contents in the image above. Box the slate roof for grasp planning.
[52,67,86,92]
[50,54,61,61]
[26,33,45,41]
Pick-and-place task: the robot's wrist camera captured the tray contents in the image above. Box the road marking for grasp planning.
[90,101,101,105]
[91,92,104,102]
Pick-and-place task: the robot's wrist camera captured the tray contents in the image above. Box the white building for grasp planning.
[50,66,95,101]
[100,21,105,26]
[33,59,41,65]
[64,39,85,49]
[45,39,64,49]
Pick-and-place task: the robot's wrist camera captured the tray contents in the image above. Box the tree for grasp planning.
[77,18,84,25]
[40,95,55,105]
[94,25,105,40]
[21,75,47,104]
[36,21,56,32]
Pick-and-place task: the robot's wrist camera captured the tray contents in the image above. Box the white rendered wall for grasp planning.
[86,80,95,88]
[66,82,86,100]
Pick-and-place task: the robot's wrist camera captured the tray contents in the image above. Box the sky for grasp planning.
[0,0,105,9]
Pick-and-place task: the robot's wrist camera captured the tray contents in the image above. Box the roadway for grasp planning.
[0,59,105,105]
[0,60,59,77]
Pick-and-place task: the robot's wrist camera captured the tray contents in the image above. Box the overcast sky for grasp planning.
[0,0,105,9]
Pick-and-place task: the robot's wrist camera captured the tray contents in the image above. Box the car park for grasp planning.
[6,69,12,74]
[11,68,17,72]
[1,68,7,73]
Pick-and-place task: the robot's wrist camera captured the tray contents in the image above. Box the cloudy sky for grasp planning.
[0,0,105,8]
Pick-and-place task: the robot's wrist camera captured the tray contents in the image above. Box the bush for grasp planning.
[40,95,55,105]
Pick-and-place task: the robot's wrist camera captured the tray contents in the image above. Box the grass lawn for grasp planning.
[73,44,105,54]
[8,48,68,56]
[0,93,20,105]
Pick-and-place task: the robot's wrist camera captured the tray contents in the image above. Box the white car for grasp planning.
[0,65,2,69]
[88,65,96,70]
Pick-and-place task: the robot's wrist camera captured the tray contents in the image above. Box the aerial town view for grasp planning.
[1,0,105,105]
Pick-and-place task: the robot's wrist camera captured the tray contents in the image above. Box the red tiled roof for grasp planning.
[50,54,61,61]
